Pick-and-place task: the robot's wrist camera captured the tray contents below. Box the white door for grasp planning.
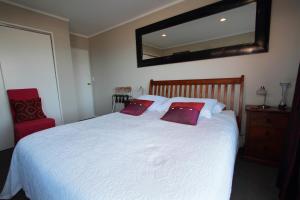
[71,48,95,120]
[0,65,14,150]
[0,25,62,150]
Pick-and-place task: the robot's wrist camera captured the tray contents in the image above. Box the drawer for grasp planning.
[246,141,281,162]
[246,127,285,162]
[248,126,283,142]
[249,112,289,128]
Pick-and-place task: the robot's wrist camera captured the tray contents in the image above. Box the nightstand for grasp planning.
[244,105,291,166]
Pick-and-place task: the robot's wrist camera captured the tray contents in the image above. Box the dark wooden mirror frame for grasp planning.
[135,0,272,68]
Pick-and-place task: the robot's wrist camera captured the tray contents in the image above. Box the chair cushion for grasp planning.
[7,88,39,122]
[7,88,39,100]
[11,98,46,123]
[14,118,55,142]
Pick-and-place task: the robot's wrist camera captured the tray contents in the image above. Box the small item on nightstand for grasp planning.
[278,82,291,110]
[256,86,270,109]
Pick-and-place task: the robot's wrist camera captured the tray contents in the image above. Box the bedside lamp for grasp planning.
[256,86,270,109]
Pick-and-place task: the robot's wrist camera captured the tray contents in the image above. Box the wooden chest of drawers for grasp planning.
[244,105,290,166]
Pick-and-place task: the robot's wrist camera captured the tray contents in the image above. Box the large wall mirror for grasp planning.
[136,0,271,67]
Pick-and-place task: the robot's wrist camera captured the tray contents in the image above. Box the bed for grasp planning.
[0,76,244,200]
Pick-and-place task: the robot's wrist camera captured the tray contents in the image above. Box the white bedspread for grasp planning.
[0,111,238,200]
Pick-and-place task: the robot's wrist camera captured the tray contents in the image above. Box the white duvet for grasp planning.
[0,111,238,200]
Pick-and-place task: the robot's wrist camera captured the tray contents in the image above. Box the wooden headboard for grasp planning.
[149,75,244,128]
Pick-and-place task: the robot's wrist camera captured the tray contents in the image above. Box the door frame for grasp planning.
[0,20,64,123]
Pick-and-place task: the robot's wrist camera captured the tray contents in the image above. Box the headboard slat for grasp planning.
[170,85,173,98]
[179,85,182,96]
[230,84,235,110]
[174,85,178,97]
[217,84,221,101]
[224,84,228,107]
[158,85,161,96]
[199,85,203,98]
[194,85,198,98]
[166,85,169,98]
[188,85,192,98]
[204,85,209,98]
[149,76,244,129]
[153,85,157,96]
[211,84,215,99]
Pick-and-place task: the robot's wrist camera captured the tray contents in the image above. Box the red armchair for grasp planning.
[7,88,55,143]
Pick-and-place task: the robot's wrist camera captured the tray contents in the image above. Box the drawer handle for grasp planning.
[265,131,270,136]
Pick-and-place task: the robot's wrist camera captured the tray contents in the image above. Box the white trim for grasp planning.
[0,20,53,35]
[70,32,89,39]
[48,31,65,124]
[0,61,15,149]
[89,0,184,38]
[0,0,69,22]
[0,21,65,124]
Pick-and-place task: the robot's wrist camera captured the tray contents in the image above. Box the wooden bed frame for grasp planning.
[149,75,244,129]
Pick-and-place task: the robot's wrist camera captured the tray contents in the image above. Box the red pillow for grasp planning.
[161,102,205,125]
[120,99,154,116]
[11,98,46,123]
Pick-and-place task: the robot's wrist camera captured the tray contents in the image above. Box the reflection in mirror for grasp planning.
[142,2,256,60]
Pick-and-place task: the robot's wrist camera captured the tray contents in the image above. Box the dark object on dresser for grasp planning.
[244,105,290,166]
[277,64,300,200]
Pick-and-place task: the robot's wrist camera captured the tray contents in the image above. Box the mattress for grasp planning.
[0,110,239,200]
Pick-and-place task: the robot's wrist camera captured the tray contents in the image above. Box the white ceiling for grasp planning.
[143,2,256,49]
[6,0,182,37]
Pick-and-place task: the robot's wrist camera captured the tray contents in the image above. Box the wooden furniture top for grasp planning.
[246,105,291,113]
[149,75,244,129]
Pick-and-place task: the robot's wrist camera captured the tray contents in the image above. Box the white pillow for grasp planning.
[212,102,226,114]
[158,97,217,118]
[137,95,169,111]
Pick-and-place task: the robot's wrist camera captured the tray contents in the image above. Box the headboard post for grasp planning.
[238,75,245,129]
[149,79,154,95]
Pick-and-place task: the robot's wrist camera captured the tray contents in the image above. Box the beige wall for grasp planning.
[0,2,79,123]
[89,0,300,138]
[70,34,89,50]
